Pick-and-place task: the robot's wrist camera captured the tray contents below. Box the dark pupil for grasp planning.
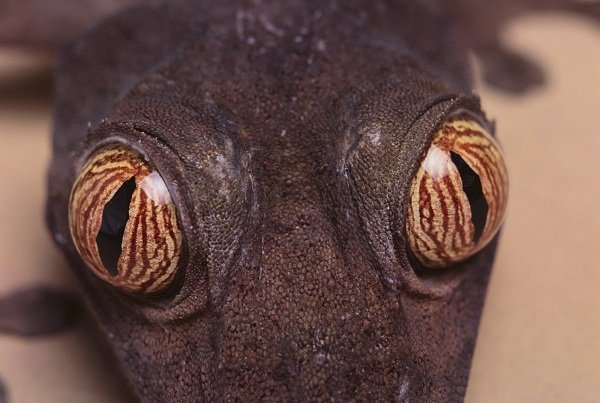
[450,152,488,244]
[96,177,136,276]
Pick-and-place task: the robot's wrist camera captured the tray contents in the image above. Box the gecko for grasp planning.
[0,0,597,401]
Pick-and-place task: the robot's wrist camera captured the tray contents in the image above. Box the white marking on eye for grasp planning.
[140,171,171,205]
[423,144,450,180]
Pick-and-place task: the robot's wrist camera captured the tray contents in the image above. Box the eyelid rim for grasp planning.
[343,93,500,299]
[69,143,185,295]
[72,123,212,322]
[393,101,502,298]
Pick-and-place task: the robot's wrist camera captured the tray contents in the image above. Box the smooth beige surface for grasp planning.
[467,15,600,402]
[0,14,598,402]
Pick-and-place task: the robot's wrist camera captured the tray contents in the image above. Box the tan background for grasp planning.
[0,13,598,402]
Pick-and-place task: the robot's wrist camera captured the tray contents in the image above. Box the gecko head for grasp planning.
[47,2,507,401]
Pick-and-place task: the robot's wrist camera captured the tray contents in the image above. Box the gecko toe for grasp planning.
[479,48,546,93]
[0,285,81,337]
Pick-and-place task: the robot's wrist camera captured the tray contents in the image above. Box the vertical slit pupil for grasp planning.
[450,152,488,244]
[96,177,136,276]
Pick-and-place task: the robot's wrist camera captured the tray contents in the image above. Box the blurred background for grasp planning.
[0,11,598,403]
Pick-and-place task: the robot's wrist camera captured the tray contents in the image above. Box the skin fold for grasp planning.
[0,0,596,401]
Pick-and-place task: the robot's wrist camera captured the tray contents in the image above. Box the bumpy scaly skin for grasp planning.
[407,118,508,268]
[46,0,500,401]
[69,146,182,294]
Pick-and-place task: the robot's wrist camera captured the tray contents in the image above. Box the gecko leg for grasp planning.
[0,285,81,337]
[445,0,599,93]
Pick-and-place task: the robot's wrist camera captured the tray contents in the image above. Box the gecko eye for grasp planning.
[406,116,508,268]
[69,145,183,294]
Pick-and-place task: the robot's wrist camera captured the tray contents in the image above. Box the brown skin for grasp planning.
[0,0,594,401]
[47,1,493,401]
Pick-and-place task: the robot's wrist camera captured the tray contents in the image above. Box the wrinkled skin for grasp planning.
[2,0,585,401]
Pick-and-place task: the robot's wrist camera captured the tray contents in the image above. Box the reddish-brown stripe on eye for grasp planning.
[407,117,509,268]
[69,146,183,294]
